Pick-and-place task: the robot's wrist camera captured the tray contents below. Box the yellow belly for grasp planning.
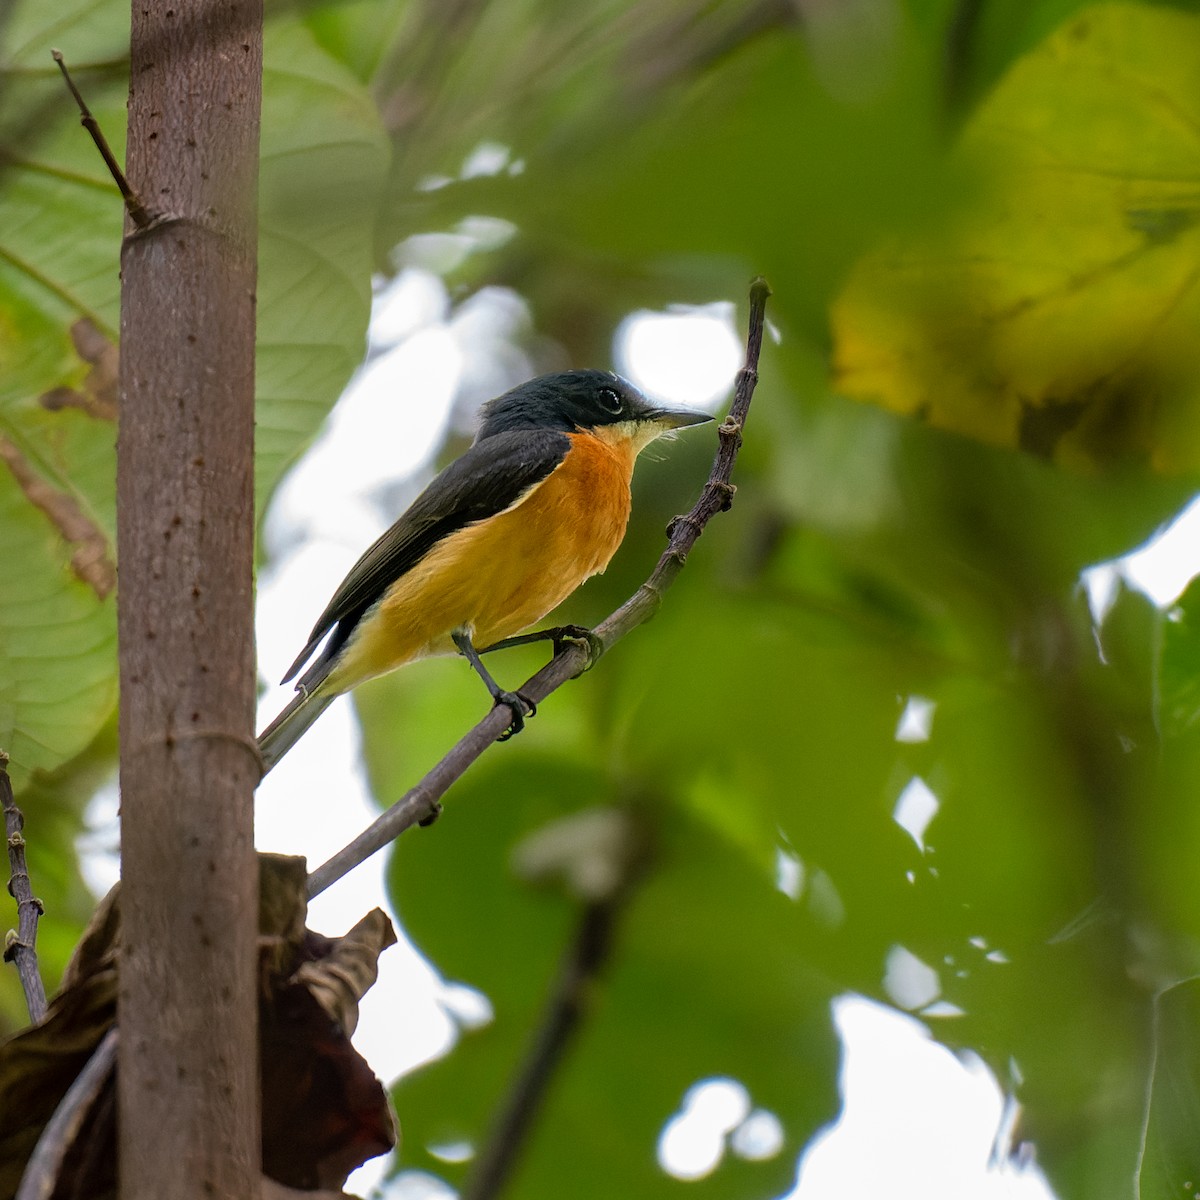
[324,431,634,694]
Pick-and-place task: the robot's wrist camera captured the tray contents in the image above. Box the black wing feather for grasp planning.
[281,428,572,688]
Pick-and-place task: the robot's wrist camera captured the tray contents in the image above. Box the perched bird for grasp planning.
[257,369,712,773]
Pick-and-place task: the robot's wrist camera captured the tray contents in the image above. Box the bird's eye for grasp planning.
[598,386,623,415]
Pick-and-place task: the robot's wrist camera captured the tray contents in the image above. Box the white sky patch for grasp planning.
[253,674,459,1081]
[268,326,459,538]
[967,935,1012,965]
[658,1078,753,1180]
[1120,494,1200,605]
[616,303,742,410]
[440,982,494,1031]
[1083,491,1200,615]
[790,997,1052,1200]
[806,867,847,928]
[895,695,935,743]
[893,777,940,851]
[444,286,537,429]
[414,139,522,196]
[1080,563,1121,627]
[461,140,514,178]
[776,845,806,900]
[883,945,942,1011]
[368,268,451,348]
[427,1140,474,1164]
[731,1108,786,1161]
[922,1000,967,1019]
[256,532,465,1200]
[386,1172,458,1200]
[256,542,365,683]
[76,781,120,896]
[455,214,517,253]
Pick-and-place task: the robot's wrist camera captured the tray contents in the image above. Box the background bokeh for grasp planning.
[5,2,1200,1197]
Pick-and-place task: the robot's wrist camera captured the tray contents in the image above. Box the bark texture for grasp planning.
[117,1,263,1195]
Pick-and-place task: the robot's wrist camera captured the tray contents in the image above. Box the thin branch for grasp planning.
[1,751,47,1023]
[15,1028,118,1200]
[51,50,154,230]
[307,276,771,898]
[461,898,624,1200]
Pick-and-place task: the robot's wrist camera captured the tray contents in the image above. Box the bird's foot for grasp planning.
[418,800,443,828]
[495,689,536,741]
[552,624,604,673]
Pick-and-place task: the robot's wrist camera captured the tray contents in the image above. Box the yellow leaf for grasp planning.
[832,4,1200,470]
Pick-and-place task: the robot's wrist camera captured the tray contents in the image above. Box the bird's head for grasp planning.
[475,370,712,452]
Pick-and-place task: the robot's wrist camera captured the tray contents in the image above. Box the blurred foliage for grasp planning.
[834,4,1200,469]
[0,0,387,1002]
[6,0,1200,1197]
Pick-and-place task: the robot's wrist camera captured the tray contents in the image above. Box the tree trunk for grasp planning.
[117,1,263,1195]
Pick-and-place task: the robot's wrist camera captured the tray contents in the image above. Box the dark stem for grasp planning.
[307,277,770,898]
[51,49,154,229]
[15,1028,118,1200]
[942,0,984,121]
[460,898,623,1200]
[0,751,47,1024]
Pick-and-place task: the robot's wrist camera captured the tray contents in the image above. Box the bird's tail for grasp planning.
[257,686,337,776]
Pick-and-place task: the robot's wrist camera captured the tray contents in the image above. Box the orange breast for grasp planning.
[325,430,636,693]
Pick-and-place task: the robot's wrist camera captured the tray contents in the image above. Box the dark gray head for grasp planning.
[475,370,711,441]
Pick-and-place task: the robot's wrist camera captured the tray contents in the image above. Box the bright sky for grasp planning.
[80,263,1200,1198]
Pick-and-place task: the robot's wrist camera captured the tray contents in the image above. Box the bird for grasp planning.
[256,369,712,773]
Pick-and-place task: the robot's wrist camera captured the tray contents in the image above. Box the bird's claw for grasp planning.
[552,624,604,673]
[418,800,443,828]
[495,690,535,741]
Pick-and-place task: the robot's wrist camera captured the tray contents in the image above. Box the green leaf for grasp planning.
[388,754,838,1200]
[832,3,1200,470]
[0,460,116,792]
[0,3,389,784]
[256,18,390,506]
[1139,978,1200,1200]
[1159,574,1200,739]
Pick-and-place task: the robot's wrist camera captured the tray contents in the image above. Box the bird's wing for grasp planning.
[281,428,572,686]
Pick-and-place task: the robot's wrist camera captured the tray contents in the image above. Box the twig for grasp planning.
[16,1028,118,1200]
[307,277,771,898]
[460,898,623,1200]
[51,50,154,230]
[1,751,47,1023]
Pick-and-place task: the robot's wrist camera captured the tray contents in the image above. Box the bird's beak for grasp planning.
[646,406,714,431]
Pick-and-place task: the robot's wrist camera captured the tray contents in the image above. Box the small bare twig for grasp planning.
[307,277,771,898]
[51,50,154,229]
[461,898,624,1200]
[15,1028,118,1200]
[1,751,47,1023]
